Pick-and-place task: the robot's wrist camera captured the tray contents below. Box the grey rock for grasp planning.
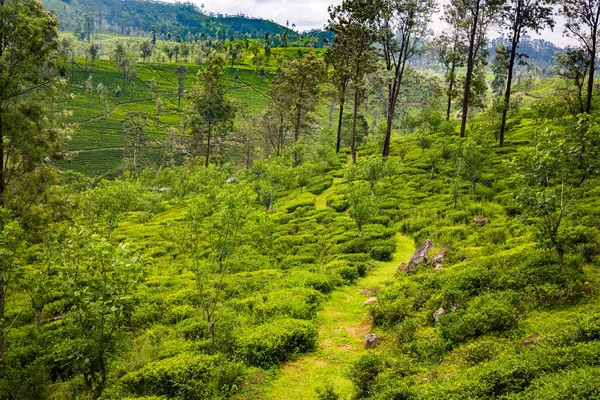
[365,333,379,349]
[433,307,445,322]
[407,239,435,273]
[364,296,378,305]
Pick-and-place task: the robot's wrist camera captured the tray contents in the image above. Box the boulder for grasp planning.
[364,296,378,305]
[365,333,379,349]
[433,307,445,322]
[407,239,435,272]
[473,217,489,226]
[434,264,444,271]
[361,288,374,295]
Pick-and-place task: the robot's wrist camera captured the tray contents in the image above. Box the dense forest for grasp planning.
[2,0,600,399]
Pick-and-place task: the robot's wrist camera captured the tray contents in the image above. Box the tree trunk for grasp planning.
[351,91,359,164]
[446,63,456,120]
[336,99,345,153]
[294,104,302,142]
[208,320,215,347]
[460,2,481,138]
[205,129,211,167]
[500,21,521,147]
[35,307,43,328]
[0,271,4,360]
[557,248,564,265]
[1,110,4,209]
[586,33,597,114]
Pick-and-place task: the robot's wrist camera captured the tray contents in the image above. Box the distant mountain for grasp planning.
[41,0,288,40]
[489,35,563,70]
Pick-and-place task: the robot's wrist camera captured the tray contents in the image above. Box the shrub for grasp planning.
[369,240,396,261]
[371,297,412,328]
[121,354,245,400]
[346,352,383,399]
[438,292,519,344]
[236,318,318,368]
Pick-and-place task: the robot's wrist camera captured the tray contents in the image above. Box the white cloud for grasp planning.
[180,0,575,47]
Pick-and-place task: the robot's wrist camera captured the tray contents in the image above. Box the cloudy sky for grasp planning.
[185,0,577,47]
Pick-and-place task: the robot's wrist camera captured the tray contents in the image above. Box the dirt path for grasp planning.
[267,233,415,399]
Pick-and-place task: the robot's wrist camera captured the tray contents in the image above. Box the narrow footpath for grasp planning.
[267,233,415,399]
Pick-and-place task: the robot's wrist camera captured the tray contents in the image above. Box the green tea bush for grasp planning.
[370,297,412,328]
[236,318,318,368]
[511,366,600,400]
[121,354,245,399]
[283,192,316,213]
[368,240,396,261]
[327,195,349,212]
[346,352,383,399]
[438,292,519,344]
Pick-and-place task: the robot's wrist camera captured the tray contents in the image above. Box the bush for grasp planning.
[236,318,318,368]
[346,352,383,399]
[121,354,245,400]
[371,297,412,328]
[369,240,396,261]
[438,292,519,344]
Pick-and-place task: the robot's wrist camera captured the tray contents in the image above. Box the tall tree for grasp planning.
[432,5,467,120]
[561,0,600,115]
[454,0,499,137]
[122,112,150,167]
[372,0,437,157]
[280,52,326,143]
[498,0,554,147]
[327,0,377,160]
[189,56,236,166]
[175,64,187,110]
[0,0,61,359]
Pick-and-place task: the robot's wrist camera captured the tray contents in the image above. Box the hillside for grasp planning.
[42,0,288,39]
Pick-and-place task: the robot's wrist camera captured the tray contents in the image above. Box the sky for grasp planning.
[185,0,578,47]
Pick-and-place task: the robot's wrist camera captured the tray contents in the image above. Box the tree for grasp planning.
[491,44,510,96]
[284,52,326,144]
[371,0,438,157]
[260,75,294,156]
[328,0,378,162]
[561,0,600,115]
[346,179,377,238]
[555,47,590,114]
[88,43,100,63]
[432,6,467,120]
[83,12,94,42]
[183,185,253,346]
[156,96,163,121]
[189,56,236,166]
[59,227,142,399]
[453,0,499,137]
[140,40,153,62]
[163,44,174,62]
[498,0,555,147]
[0,5,64,358]
[175,64,187,110]
[122,112,150,167]
[149,77,156,98]
[357,155,390,195]
[511,117,600,264]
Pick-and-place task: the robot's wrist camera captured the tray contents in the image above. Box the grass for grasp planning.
[266,234,414,400]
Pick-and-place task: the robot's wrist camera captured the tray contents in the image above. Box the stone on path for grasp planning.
[365,333,379,349]
[364,296,377,305]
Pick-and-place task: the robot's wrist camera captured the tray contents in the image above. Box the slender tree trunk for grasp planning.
[336,99,345,153]
[0,271,4,360]
[205,129,211,167]
[447,63,456,120]
[586,34,597,114]
[1,110,4,209]
[295,104,302,142]
[500,25,521,147]
[351,90,359,164]
[557,248,564,265]
[328,96,335,129]
[35,307,43,328]
[460,2,481,138]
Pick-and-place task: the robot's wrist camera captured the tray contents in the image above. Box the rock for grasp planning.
[433,307,445,322]
[429,247,447,266]
[397,262,409,272]
[434,264,444,271]
[361,288,373,295]
[225,176,237,184]
[473,217,489,226]
[522,334,541,346]
[585,281,591,286]
[365,333,379,349]
[407,239,435,273]
[364,296,377,305]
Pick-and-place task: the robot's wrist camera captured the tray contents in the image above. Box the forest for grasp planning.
[1,0,600,399]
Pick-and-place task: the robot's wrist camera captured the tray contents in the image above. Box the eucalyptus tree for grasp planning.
[189,55,236,166]
[498,0,555,147]
[122,112,151,167]
[432,5,468,120]
[561,0,600,115]
[371,0,438,157]
[451,0,500,137]
[175,64,187,110]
